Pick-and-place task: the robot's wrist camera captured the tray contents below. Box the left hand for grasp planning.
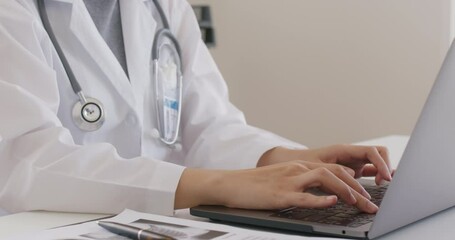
[257,145,393,185]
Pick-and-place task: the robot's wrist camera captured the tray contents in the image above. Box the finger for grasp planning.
[376,146,392,172]
[287,192,338,209]
[301,168,378,213]
[361,165,378,177]
[361,165,389,185]
[325,165,371,199]
[303,163,370,199]
[350,187,379,213]
[375,146,393,183]
[362,165,385,185]
[300,168,357,205]
[342,166,356,177]
[375,174,384,186]
[351,146,392,181]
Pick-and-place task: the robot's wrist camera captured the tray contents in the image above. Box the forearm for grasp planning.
[174,158,380,213]
[174,150,301,209]
[257,146,303,167]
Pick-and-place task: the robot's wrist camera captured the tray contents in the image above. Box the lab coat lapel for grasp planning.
[63,0,137,110]
[120,0,157,112]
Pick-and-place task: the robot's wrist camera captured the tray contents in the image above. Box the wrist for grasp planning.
[174,168,230,209]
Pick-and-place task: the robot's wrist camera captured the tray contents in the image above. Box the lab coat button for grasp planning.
[126,115,137,125]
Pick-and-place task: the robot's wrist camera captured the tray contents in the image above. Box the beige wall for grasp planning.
[189,0,452,147]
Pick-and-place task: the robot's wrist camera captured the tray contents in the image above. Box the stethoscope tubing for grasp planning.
[151,0,184,146]
[37,0,184,147]
[37,0,83,95]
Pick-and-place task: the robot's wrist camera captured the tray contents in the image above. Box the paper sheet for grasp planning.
[8,209,334,240]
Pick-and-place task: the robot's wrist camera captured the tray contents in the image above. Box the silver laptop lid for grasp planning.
[369,40,455,238]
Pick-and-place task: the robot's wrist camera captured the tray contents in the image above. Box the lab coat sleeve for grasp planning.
[0,1,184,215]
[172,0,307,169]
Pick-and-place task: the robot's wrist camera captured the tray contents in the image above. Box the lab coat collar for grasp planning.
[120,0,157,112]
[69,0,136,110]
[47,0,157,112]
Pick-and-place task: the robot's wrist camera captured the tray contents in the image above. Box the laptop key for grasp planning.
[270,184,387,228]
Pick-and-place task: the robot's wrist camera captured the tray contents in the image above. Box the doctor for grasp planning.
[0,0,392,216]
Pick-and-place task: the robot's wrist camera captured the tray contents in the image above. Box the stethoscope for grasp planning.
[37,0,183,148]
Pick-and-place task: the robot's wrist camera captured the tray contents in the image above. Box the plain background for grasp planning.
[188,0,453,147]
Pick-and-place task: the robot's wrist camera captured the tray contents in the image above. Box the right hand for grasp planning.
[175,161,379,213]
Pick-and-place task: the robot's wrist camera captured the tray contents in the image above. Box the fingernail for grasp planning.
[362,189,372,200]
[350,192,357,205]
[368,202,379,212]
[386,171,392,181]
[326,196,337,202]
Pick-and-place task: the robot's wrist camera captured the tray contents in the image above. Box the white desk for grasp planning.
[1,135,454,239]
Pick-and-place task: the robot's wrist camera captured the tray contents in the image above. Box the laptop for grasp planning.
[190,40,455,239]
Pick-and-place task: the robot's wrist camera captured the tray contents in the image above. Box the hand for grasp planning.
[258,145,393,185]
[175,161,379,213]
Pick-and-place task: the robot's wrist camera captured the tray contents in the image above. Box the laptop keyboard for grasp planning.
[271,184,388,228]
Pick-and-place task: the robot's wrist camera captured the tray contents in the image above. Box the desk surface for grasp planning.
[3,135,454,239]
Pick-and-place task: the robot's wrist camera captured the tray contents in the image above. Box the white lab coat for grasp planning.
[0,0,303,216]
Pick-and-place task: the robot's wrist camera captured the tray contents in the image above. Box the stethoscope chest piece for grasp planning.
[39,0,182,144]
[72,97,105,131]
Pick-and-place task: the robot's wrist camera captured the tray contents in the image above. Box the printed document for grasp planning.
[8,209,333,240]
